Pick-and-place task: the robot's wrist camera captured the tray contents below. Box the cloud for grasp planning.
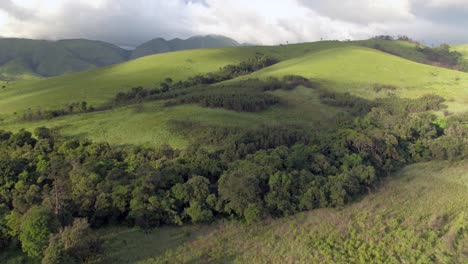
[1,0,468,46]
[297,0,414,25]
[0,0,35,20]
[0,0,200,46]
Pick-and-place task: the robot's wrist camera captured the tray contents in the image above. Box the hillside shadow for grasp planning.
[97,224,217,264]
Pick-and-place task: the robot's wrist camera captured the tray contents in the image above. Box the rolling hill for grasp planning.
[1,40,467,147]
[0,38,467,264]
[0,35,240,80]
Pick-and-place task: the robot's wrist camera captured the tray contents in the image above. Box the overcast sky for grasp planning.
[0,0,467,47]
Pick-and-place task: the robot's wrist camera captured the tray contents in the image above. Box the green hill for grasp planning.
[1,41,467,147]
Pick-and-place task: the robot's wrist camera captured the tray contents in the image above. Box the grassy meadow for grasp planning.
[91,161,468,263]
[0,86,341,147]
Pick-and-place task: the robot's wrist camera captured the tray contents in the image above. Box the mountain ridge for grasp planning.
[0,35,240,80]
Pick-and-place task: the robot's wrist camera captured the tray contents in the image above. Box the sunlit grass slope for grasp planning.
[248,46,468,113]
[1,39,462,116]
[2,42,468,146]
[0,87,341,148]
[0,48,251,115]
[95,161,468,263]
[0,41,351,116]
[451,44,468,57]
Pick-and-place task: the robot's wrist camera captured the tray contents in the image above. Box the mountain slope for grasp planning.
[0,35,240,80]
[0,38,128,79]
[130,35,240,59]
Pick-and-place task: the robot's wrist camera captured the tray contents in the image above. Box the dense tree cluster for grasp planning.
[180,55,279,86]
[166,76,313,112]
[416,44,465,69]
[22,102,92,121]
[166,91,280,112]
[319,89,446,116]
[370,36,466,71]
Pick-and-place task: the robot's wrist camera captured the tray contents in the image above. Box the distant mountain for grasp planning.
[0,35,240,80]
[130,35,240,59]
[0,38,129,79]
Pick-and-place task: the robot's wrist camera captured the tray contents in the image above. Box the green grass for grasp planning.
[358,39,428,63]
[0,39,462,117]
[2,41,468,147]
[0,41,352,117]
[95,226,204,264]
[451,44,468,57]
[0,48,252,116]
[0,57,42,81]
[247,46,468,113]
[93,161,468,263]
[0,86,341,147]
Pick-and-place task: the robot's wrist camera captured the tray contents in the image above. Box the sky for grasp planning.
[0,0,467,47]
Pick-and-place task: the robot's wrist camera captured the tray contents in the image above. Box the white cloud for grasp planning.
[297,0,414,24]
[425,0,468,8]
[0,0,468,45]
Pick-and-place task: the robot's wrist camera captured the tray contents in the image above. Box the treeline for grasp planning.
[166,91,280,112]
[319,89,447,116]
[416,44,465,69]
[165,76,311,112]
[21,102,94,121]
[370,36,466,71]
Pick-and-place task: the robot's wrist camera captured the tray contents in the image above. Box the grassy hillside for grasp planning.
[0,48,254,115]
[248,46,468,113]
[451,44,468,57]
[3,40,468,116]
[0,41,349,116]
[89,160,467,263]
[2,41,468,146]
[0,87,341,147]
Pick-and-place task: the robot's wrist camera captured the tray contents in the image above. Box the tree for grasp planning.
[19,206,59,259]
[42,218,101,264]
[0,205,11,250]
[218,162,263,218]
[185,202,213,223]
